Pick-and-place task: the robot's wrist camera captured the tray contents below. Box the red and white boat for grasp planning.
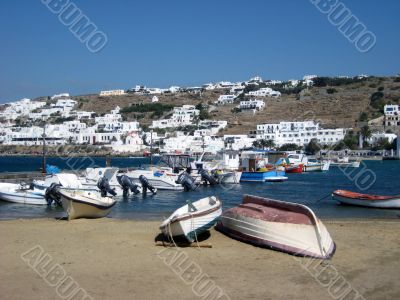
[285,164,303,174]
[216,195,335,259]
[332,190,400,208]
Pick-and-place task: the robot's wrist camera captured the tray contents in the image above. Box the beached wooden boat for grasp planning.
[58,189,116,220]
[216,195,335,259]
[0,183,47,205]
[332,190,400,208]
[160,196,222,242]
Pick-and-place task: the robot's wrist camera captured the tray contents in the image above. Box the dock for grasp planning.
[0,172,45,184]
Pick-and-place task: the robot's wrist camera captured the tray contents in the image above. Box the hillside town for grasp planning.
[0,75,399,156]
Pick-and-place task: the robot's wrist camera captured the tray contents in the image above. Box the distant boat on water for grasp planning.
[332,190,400,208]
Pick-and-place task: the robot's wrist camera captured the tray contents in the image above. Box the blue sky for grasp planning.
[0,0,399,103]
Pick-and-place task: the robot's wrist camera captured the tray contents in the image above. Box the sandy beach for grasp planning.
[0,218,399,300]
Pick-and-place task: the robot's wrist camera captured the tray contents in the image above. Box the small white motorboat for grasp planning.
[126,168,184,191]
[58,189,117,220]
[0,183,47,205]
[160,196,222,242]
[216,195,335,259]
[33,171,129,196]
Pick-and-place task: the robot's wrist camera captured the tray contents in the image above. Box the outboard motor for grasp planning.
[200,169,218,186]
[117,175,141,196]
[44,183,62,206]
[97,177,117,197]
[139,175,157,195]
[176,172,197,192]
[211,169,222,183]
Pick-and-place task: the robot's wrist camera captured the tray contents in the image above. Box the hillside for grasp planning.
[34,76,400,135]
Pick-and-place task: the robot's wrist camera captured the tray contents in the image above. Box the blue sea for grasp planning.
[0,156,399,221]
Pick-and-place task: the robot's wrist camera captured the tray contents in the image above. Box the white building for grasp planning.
[256,121,347,147]
[151,105,199,129]
[224,135,256,151]
[198,120,228,135]
[384,104,400,127]
[110,131,144,153]
[239,99,265,111]
[246,88,281,98]
[51,99,77,109]
[99,90,125,97]
[152,96,159,103]
[216,95,236,105]
[367,132,397,145]
[303,75,317,86]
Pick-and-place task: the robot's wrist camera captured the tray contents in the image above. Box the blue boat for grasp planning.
[240,170,286,182]
[239,151,287,182]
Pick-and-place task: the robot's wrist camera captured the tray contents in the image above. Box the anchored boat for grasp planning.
[58,189,116,220]
[0,183,46,205]
[216,195,335,259]
[332,190,400,208]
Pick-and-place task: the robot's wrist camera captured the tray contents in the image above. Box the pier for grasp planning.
[0,172,45,184]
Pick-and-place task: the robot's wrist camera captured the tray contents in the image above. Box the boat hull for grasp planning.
[127,170,184,190]
[285,165,303,174]
[216,195,335,259]
[60,191,116,220]
[332,190,400,208]
[0,190,46,205]
[160,197,222,242]
[240,170,286,182]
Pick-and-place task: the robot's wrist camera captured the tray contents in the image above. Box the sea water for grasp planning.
[0,156,399,220]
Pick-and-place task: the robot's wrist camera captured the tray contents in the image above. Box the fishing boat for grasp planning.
[287,154,330,172]
[329,157,360,168]
[275,157,303,174]
[58,189,117,220]
[160,196,222,242]
[239,151,287,182]
[193,151,242,184]
[332,190,400,208]
[0,183,47,205]
[216,195,335,259]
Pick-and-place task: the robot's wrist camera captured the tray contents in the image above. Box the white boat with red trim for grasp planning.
[332,190,400,208]
[216,195,335,259]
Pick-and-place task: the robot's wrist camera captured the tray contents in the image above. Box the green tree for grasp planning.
[278,143,301,151]
[360,125,372,143]
[305,139,321,155]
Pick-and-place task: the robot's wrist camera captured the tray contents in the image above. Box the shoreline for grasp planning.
[1,218,399,299]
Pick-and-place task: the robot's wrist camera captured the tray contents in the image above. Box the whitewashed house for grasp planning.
[216,95,236,105]
[239,99,265,111]
[367,132,397,145]
[384,104,400,127]
[224,135,256,151]
[256,121,347,147]
[198,120,227,134]
[151,105,199,129]
[100,90,126,96]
